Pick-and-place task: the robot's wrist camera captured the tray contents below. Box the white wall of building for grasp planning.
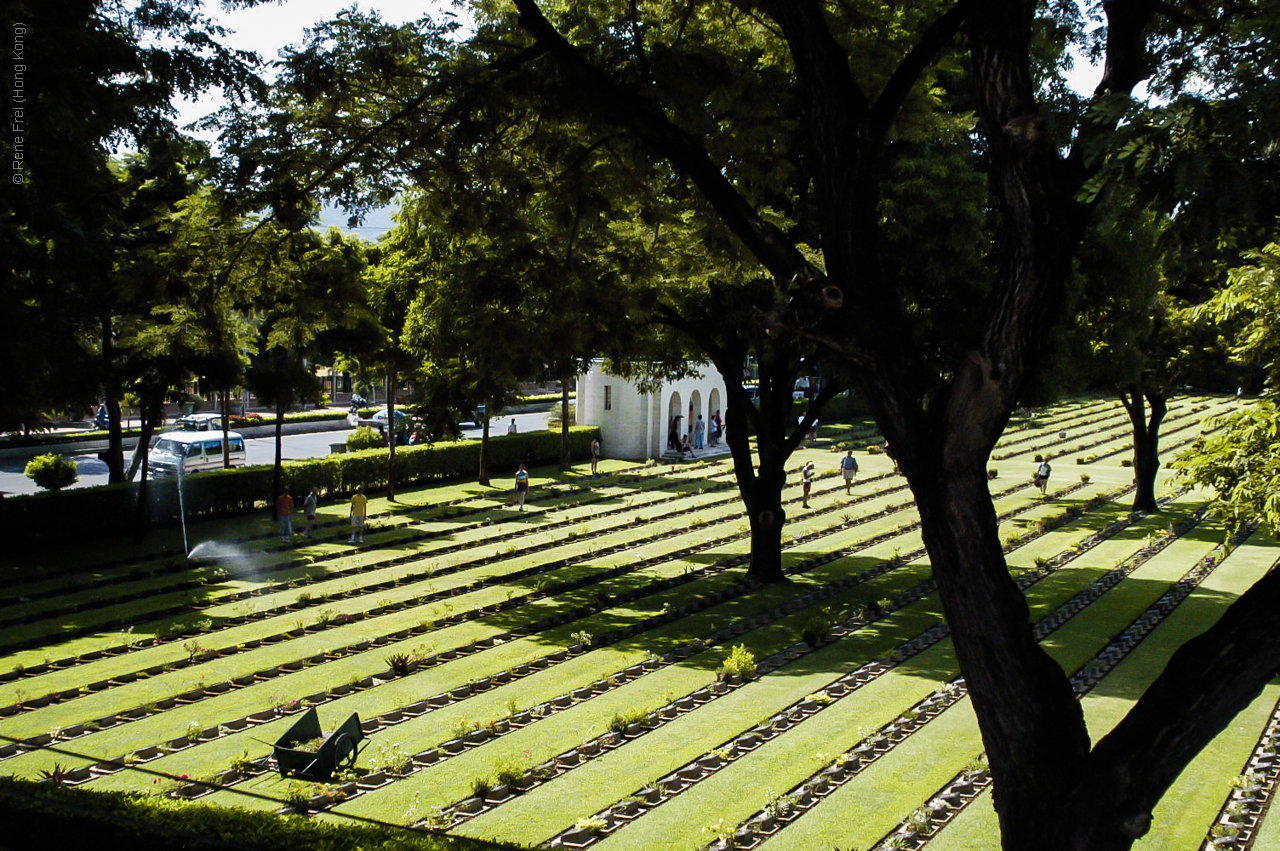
[579,360,727,460]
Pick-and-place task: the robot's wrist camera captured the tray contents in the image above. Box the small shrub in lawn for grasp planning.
[493,759,525,789]
[719,644,757,681]
[1076,457,1085,465]
[451,718,480,739]
[1033,556,1050,568]
[801,607,839,646]
[229,750,257,775]
[575,816,609,835]
[371,741,413,775]
[1120,458,1133,467]
[23,453,78,491]
[284,781,312,811]
[185,721,202,744]
[385,652,413,676]
[608,707,651,734]
[470,775,492,800]
[1080,473,1091,483]
[866,444,881,454]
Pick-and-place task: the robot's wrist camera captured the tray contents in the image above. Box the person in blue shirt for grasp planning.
[514,463,530,510]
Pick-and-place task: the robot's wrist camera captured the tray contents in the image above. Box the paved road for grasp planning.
[0,410,551,496]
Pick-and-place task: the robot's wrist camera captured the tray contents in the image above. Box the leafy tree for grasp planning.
[246,227,370,512]
[1173,242,1280,528]
[0,0,262,450]
[506,1,1280,848]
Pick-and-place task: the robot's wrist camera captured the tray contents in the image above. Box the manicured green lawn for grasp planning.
[2,394,1266,851]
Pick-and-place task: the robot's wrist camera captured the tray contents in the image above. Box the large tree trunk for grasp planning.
[908,457,1093,849]
[1120,384,1166,514]
[125,389,162,482]
[130,395,166,543]
[479,403,491,486]
[220,388,232,469]
[559,375,571,471]
[386,370,397,500]
[722,370,790,584]
[271,396,285,519]
[101,318,126,483]
[513,5,1280,847]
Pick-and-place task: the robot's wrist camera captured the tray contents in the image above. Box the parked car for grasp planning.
[371,409,410,445]
[175,412,224,431]
[149,431,246,477]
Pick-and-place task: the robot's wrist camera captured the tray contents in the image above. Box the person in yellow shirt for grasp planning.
[349,486,369,543]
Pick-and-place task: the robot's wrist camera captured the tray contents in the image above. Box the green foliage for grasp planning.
[1196,243,1280,387]
[348,426,385,450]
[608,707,652,734]
[719,644,757,681]
[492,759,525,789]
[1171,401,1280,532]
[0,777,505,850]
[546,404,575,428]
[23,453,78,491]
[800,607,839,647]
[8,427,600,545]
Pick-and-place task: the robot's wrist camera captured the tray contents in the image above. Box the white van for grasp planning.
[175,412,224,431]
[149,431,247,477]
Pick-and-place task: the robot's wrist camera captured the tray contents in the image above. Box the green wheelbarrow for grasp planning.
[272,707,367,781]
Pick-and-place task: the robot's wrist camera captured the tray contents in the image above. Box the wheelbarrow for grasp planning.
[272,707,367,781]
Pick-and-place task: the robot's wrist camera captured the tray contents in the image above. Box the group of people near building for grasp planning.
[667,410,724,456]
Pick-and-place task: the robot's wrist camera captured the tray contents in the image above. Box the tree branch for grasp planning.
[1084,550,1280,834]
[512,0,818,288]
[869,0,975,143]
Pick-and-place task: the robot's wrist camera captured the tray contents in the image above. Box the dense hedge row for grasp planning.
[7,428,600,546]
[0,778,512,851]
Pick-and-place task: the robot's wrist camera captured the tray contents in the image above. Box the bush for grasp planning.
[801,607,839,646]
[0,777,506,850]
[546,403,575,429]
[720,644,757,680]
[10,427,601,546]
[347,426,385,451]
[24,453,78,491]
[1120,458,1133,468]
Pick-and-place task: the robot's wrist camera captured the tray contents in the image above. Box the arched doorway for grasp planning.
[667,391,683,451]
[708,389,722,445]
[689,389,703,447]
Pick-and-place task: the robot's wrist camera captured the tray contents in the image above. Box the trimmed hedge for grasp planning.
[0,777,514,851]
[7,427,600,546]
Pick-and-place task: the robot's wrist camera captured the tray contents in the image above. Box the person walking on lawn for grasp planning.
[303,486,319,538]
[839,449,859,494]
[1034,458,1052,496]
[590,437,601,475]
[349,486,369,543]
[802,461,815,508]
[276,490,294,542]
[515,463,530,510]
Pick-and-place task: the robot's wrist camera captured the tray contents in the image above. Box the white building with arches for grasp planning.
[577,360,729,460]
